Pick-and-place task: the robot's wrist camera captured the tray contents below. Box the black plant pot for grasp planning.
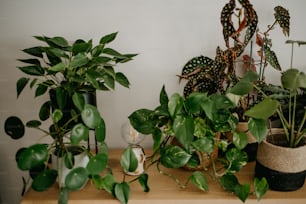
[255,129,306,191]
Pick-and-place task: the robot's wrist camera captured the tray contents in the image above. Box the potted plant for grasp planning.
[3,33,144,204]
[230,67,306,191]
[128,85,268,202]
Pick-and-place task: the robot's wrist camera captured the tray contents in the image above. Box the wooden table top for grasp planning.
[21,149,306,204]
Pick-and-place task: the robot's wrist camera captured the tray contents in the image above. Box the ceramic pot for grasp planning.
[255,128,306,191]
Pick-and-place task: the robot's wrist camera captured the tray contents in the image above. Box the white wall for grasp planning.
[0,0,306,203]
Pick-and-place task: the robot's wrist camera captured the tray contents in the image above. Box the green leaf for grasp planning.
[39,101,51,121]
[244,97,279,119]
[4,116,25,139]
[35,84,48,97]
[219,174,239,192]
[229,80,253,95]
[173,115,194,146]
[26,120,41,128]
[72,41,92,56]
[138,173,150,192]
[190,171,209,191]
[192,137,214,153]
[254,177,269,200]
[248,118,267,143]
[121,146,138,172]
[64,152,74,169]
[234,183,250,202]
[52,109,63,123]
[81,104,102,129]
[128,109,156,134]
[95,118,106,142]
[185,93,208,114]
[160,145,191,168]
[103,48,124,58]
[168,93,184,118]
[159,85,169,106]
[100,173,116,194]
[225,148,248,173]
[72,92,85,111]
[65,167,88,191]
[114,182,130,204]
[17,144,48,170]
[17,77,29,98]
[281,68,306,89]
[87,153,108,175]
[232,131,248,150]
[31,169,57,191]
[71,123,89,145]
[55,88,68,110]
[85,70,100,89]
[115,72,130,88]
[49,62,65,72]
[22,46,44,58]
[18,65,45,76]
[18,58,41,66]
[49,36,69,48]
[100,32,118,44]
[71,53,89,68]
[102,73,115,89]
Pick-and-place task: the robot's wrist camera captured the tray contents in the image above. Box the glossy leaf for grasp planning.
[192,137,214,153]
[71,53,89,68]
[173,115,194,146]
[72,92,85,111]
[168,93,184,118]
[115,72,130,88]
[232,131,248,150]
[35,84,48,97]
[254,177,269,200]
[248,118,267,143]
[17,77,29,98]
[81,104,101,129]
[159,85,169,106]
[72,41,92,56]
[22,46,44,58]
[225,148,248,173]
[31,169,57,192]
[71,123,89,145]
[244,97,279,119]
[121,146,138,172]
[185,93,208,114]
[219,174,239,192]
[100,173,117,194]
[100,32,118,44]
[55,88,67,110]
[18,65,45,76]
[4,116,25,139]
[128,109,156,134]
[160,145,191,168]
[114,182,130,204]
[64,152,74,169]
[52,109,63,124]
[39,101,51,121]
[49,36,69,48]
[87,152,108,175]
[138,173,150,192]
[234,183,250,202]
[190,171,208,191]
[26,120,41,128]
[95,118,106,142]
[65,167,88,191]
[17,144,48,170]
[49,62,65,72]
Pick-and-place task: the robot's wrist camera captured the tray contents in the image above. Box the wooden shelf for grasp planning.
[21,149,306,204]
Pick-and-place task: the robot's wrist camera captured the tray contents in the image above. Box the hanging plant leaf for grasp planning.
[4,116,25,139]
[168,93,184,118]
[138,173,150,192]
[87,152,108,176]
[254,177,269,200]
[31,169,58,192]
[99,173,117,194]
[114,182,130,204]
[160,145,191,168]
[232,131,248,150]
[65,167,88,191]
[225,148,248,173]
[190,171,209,191]
[173,115,194,146]
[248,118,267,143]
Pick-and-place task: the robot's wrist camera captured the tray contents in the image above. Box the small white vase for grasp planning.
[124,146,146,176]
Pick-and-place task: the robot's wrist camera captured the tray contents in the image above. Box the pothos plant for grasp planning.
[3,33,148,204]
[128,86,268,202]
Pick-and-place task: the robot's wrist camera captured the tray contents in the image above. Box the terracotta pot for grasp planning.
[255,128,306,191]
[236,122,258,162]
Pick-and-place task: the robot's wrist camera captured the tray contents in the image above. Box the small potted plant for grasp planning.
[230,67,306,191]
[4,33,142,204]
[128,85,268,202]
